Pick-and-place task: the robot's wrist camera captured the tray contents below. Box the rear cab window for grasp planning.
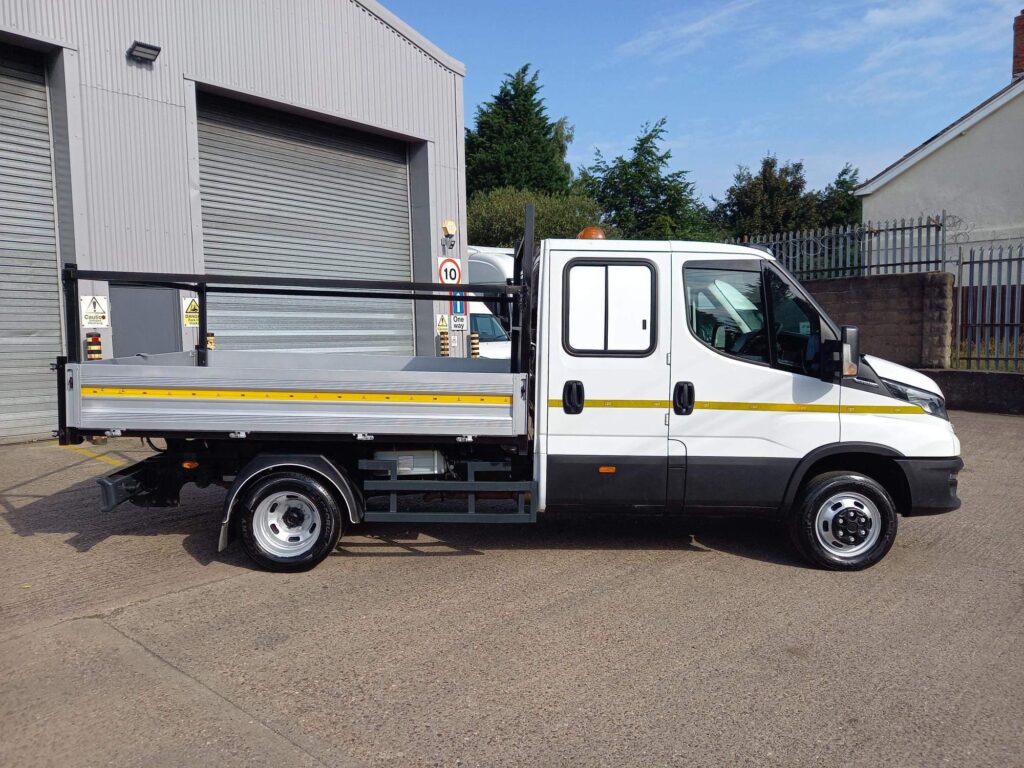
[563,260,656,357]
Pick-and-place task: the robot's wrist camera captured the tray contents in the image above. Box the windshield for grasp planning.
[471,313,509,342]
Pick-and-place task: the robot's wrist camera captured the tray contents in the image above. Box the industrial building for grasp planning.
[0,0,467,442]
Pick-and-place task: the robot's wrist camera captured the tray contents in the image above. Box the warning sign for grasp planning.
[182,297,200,327]
[436,314,448,333]
[450,314,467,333]
[80,296,110,327]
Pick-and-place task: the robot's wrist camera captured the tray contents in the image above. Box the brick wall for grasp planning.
[803,272,954,368]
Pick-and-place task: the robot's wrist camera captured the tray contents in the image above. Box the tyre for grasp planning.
[788,471,898,571]
[238,471,344,572]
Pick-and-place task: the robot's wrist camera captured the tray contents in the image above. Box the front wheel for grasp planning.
[238,471,344,572]
[789,471,898,571]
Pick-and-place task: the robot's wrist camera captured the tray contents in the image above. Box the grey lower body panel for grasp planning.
[66,352,528,439]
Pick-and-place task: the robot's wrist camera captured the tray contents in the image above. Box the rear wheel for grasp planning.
[238,471,344,572]
[789,471,898,570]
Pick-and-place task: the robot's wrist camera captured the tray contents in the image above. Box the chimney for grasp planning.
[1015,9,1024,80]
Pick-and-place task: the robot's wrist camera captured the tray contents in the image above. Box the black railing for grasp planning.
[61,265,526,367]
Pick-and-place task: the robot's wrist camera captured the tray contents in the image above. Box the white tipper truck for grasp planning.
[57,212,963,571]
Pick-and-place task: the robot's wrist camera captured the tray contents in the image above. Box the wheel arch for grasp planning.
[781,443,911,516]
[218,454,361,552]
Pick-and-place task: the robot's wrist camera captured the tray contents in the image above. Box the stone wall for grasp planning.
[918,369,1024,415]
[803,272,954,368]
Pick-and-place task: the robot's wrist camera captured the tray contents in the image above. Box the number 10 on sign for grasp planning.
[437,257,461,285]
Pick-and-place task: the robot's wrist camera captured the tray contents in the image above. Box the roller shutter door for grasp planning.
[197,95,414,353]
[0,46,60,443]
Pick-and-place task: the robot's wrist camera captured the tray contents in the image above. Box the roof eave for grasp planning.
[355,0,465,76]
[856,76,1024,197]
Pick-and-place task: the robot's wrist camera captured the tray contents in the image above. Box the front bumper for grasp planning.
[896,457,964,515]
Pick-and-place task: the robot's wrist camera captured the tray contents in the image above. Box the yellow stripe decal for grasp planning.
[546,398,672,409]
[694,401,838,413]
[838,404,926,415]
[547,399,925,415]
[83,386,512,406]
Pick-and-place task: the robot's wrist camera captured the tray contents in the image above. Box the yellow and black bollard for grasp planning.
[206,332,216,350]
[470,332,480,358]
[439,329,449,357]
[85,332,102,360]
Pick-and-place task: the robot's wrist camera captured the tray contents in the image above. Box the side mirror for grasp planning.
[841,326,860,378]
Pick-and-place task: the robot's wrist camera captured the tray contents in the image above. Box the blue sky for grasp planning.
[381,0,1020,201]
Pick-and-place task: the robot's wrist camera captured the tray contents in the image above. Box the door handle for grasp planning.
[563,380,584,414]
[673,381,695,416]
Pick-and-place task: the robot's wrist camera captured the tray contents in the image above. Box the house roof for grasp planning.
[856,75,1024,196]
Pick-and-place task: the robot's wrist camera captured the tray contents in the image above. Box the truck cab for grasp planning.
[533,239,962,568]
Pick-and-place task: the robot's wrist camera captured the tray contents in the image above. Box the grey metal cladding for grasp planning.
[196,94,414,354]
[0,44,60,443]
[0,0,467,278]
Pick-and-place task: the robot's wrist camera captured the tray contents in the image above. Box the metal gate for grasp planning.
[956,245,1024,371]
[197,94,414,353]
[0,45,60,443]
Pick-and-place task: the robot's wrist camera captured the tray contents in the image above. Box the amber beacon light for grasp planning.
[577,226,606,240]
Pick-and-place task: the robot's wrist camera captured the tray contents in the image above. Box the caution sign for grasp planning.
[450,314,467,332]
[80,296,110,327]
[182,297,200,327]
[436,314,448,333]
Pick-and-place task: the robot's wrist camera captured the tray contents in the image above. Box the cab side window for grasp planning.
[564,260,655,356]
[684,267,769,364]
[766,268,821,376]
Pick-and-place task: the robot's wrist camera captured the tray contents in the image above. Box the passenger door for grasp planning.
[543,250,672,510]
[668,255,840,514]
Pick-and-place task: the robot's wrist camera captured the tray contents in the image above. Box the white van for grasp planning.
[468,246,514,330]
[468,301,510,359]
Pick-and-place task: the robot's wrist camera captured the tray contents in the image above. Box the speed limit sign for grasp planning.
[437,257,462,285]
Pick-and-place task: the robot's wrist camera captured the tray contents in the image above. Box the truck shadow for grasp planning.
[1,476,251,568]
[341,515,803,568]
[2,477,803,570]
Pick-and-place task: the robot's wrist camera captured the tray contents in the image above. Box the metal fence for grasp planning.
[729,216,1024,371]
[728,214,947,280]
[956,244,1024,371]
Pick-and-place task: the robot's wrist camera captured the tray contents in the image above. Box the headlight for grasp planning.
[881,379,948,420]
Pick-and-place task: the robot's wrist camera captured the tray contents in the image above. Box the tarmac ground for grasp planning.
[0,411,1021,767]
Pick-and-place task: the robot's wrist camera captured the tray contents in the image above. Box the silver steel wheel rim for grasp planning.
[814,491,881,559]
[252,491,322,558]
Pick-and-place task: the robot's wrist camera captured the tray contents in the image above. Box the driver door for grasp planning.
[667,255,840,514]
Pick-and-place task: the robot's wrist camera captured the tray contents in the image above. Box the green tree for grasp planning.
[467,187,606,247]
[713,155,820,238]
[815,163,862,227]
[577,119,716,240]
[465,65,573,198]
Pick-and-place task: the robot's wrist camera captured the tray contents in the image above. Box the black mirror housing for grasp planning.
[820,325,860,382]
[841,326,860,378]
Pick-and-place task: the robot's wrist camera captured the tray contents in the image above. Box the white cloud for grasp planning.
[617,0,760,60]
[862,0,952,27]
